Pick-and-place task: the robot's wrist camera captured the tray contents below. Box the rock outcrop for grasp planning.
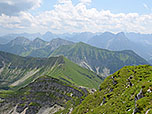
[0,77,88,114]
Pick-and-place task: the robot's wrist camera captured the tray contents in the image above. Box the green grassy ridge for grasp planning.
[0,51,64,69]
[50,42,149,74]
[72,65,152,114]
[47,57,103,89]
[0,51,64,89]
[0,51,103,90]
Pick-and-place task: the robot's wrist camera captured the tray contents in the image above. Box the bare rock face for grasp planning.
[137,89,143,100]
[132,89,144,114]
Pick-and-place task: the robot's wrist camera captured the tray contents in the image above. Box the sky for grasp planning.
[0,0,152,35]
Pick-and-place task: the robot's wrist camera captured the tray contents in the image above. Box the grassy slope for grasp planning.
[0,51,63,89]
[72,65,152,114]
[0,51,103,90]
[47,57,103,89]
[50,42,149,74]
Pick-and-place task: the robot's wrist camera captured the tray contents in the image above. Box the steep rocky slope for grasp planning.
[0,77,88,114]
[72,65,152,114]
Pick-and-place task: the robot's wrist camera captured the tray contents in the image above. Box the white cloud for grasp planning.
[0,0,42,16]
[0,0,152,34]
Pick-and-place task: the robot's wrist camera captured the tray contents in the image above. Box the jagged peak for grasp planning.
[12,37,30,42]
[49,38,74,46]
[44,31,54,35]
[50,38,73,42]
[33,37,44,41]
[116,32,126,38]
[103,32,115,36]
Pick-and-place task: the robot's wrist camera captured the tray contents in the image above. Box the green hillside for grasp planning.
[72,65,152,114]
[50,42,149,75]
[46,57,102,89]
[0,51,102,90]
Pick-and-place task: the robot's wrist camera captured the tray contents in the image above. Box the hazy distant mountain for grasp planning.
[50,42,148,75]
[0,33,41,44]
[126,32,152,45]
[29,38,74,57]
[28,38,49,49]
[88,32,134,50]
[87,32,115,49]
[87,32,152,63]
[15,33,41,40]
[8,37,31,46]
[0,32,98,44]
[0,37,74,57]
[42,31,58,41]
[65,32,96,43]
[0,37,31,55]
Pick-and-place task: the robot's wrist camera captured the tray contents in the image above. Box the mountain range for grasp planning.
[0,37,148,76]
[51,42,148,75]
[0,31,152,63]
[87,32,152,63]
[0,37,73,57]
[0,31,151,113]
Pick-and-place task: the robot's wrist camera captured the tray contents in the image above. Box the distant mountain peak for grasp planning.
[13,36,30,41]
[51,38,66,42]
[46,31,53,34]
[77,41,86,45]
[116,32,126,38]
[103,32,115,36]
[8,37,30,46]
[115,32,129,41]
[33,37,46,42]
[50,38,74,45]
[74,42,91,47]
